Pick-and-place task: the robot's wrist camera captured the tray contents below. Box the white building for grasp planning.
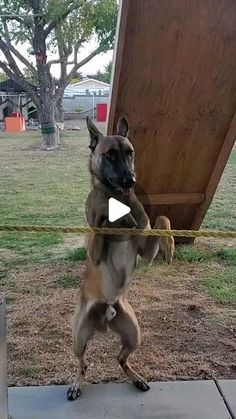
[64,78,110,97]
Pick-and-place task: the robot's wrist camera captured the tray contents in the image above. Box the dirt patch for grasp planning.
[3,260,236,387]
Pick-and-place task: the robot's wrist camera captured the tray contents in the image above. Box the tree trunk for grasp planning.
[32,10,60,150]
[55,95,64,122]
[38,99,59,150]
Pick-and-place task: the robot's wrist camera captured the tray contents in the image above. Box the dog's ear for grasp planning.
[117,116,129,137]
[86,117,103,151]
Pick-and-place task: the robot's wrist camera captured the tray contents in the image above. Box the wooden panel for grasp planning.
[138,193,205,205]
[108,0,236,232]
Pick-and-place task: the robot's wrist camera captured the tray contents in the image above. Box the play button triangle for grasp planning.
[108,198,131,222]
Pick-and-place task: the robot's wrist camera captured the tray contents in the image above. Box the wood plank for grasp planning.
[108,0,236,232]
[138,193,205,205]
[107,0,130,131]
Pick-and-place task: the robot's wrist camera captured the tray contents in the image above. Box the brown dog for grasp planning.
[67,117,174,400]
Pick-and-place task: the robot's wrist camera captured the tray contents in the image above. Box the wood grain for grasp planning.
[108,0,236,233]
[138,193,205,205]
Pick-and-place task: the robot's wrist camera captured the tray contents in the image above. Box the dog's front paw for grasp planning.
[67,385,81,401]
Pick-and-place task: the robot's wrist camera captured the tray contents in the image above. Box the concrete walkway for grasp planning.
[8,380,236,419]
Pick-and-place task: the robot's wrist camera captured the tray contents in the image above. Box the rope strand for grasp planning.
[0,225,235,238]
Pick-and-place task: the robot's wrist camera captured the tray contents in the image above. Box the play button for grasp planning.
[108,198,130,222]
[85,182,150,242]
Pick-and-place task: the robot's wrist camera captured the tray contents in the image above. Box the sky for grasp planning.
[51,41,114,78]
[0,39,114,79]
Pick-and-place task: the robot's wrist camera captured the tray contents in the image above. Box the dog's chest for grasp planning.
[100,239,137,302]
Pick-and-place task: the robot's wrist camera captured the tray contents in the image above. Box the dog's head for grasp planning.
[86,116,135,195]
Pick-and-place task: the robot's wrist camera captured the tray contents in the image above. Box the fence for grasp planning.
[62,94,109,119]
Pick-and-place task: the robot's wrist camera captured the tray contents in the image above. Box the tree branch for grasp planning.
[67,44,103,84]
[47,58,75,67]
[54,44,103,102]
[2,20,36,76]
[0,41,40,107]
[2,15,34,30]
[44,4,81,37]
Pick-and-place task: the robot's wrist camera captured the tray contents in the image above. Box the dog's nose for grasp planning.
[123,174,136,188]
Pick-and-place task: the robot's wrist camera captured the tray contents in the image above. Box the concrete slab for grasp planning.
[8,380,232,419]
[0,294,8,419]
[217,380,236,418]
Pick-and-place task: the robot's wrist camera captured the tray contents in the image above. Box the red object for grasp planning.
[96,103,107,122]
[11,112,22,117]
[5,116,25,132]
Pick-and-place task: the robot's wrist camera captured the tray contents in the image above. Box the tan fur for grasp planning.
[155,215,175,264]
[67,118,174,401]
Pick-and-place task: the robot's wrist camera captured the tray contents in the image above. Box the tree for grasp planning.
[0,71,8,81]
[70,71,83,84]
[0,0,118,149]
[89,60,112,84]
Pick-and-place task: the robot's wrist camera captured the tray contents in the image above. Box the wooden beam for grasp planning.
[191,112,236,230]
[0,294,8,419]
[107,0,130,134]
[138,193,205,205]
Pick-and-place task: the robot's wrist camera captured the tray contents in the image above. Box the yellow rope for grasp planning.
[0,225,235,238]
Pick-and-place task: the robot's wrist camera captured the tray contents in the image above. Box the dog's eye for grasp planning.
[104,151,116,161]
[127,150,134,158]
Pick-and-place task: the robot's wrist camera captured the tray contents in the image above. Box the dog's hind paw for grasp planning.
[134,380,150,392]
[105,305,116,321]
[67,385,81,401]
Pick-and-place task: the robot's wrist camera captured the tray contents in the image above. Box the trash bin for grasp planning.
[5,115,26,133]
[96,103,107,122]
[11,112,22,117]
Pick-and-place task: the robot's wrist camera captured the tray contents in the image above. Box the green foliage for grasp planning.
[0,0,118,88]
[0,71,8,81]
[65,247,87,261]
[92,60,112,83]
[75,106,84,112]
[23,68,39,85]
[57,273,78,288]
[70,72,83,84]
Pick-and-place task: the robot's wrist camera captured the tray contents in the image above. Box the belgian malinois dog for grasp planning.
[67,116,174,400]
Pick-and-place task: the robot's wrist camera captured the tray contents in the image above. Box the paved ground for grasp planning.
[8,380,236,419]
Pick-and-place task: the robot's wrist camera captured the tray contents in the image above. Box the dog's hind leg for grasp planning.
[109,298,150,392]
[67,301,96,401]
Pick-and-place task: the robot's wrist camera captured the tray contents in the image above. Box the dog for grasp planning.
[67,116,174,400]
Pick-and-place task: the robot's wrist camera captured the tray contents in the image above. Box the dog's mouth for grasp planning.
[106,177,134,195]
[120,187,132,195]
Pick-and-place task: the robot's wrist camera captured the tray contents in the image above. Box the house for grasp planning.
[64,78,110,97]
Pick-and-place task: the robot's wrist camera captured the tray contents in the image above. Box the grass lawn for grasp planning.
[0,125,235,386]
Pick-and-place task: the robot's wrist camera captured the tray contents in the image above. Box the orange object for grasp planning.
[5,117,25,133]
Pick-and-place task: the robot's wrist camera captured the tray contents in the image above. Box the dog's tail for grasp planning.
[154,216,175,264]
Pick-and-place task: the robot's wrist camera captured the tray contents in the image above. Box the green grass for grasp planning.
[215,247,236,266]
[203,267,236,305]
[19,365,42,379]
[0,127,235,307]
[57,273,79,288]
[0,128,90,268]
[202,149,236,230]
[175,244,236,305]
[65,247,87,261]
[175,245,212,263]
[175,245,236,265]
